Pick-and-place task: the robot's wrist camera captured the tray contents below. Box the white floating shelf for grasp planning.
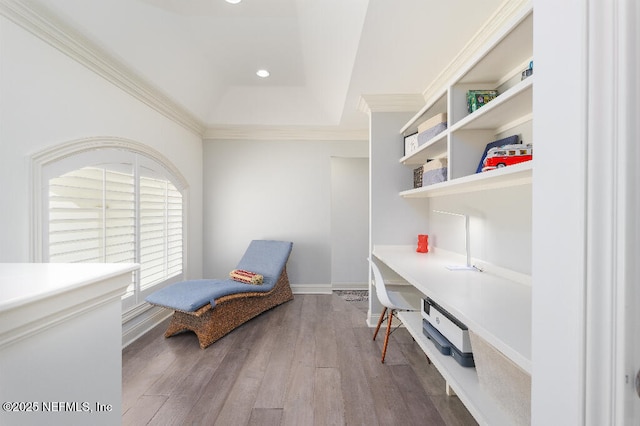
[400,160,532,198]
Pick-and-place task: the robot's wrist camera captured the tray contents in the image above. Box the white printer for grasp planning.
[421,297,474,367]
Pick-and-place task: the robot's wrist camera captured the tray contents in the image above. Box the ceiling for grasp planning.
[27,0,505,135]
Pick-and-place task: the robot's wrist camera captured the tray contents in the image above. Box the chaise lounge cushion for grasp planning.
[145,240,293,312]
[145,279,223,312]
[233,239,292,284]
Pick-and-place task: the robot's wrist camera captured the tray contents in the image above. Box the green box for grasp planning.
[467,90,498,113]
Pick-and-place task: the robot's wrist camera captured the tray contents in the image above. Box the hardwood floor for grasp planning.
[122,294,477,426]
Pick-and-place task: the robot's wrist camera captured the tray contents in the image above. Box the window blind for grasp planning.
[48,163,183,301]
[139,176,183,290]
[49,167,136,264]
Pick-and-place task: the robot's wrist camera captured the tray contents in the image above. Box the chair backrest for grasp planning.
[368,258,394,308]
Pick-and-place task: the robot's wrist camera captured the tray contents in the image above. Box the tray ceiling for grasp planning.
[23,0,505,134]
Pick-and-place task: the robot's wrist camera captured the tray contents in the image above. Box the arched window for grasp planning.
[32,137,188,311]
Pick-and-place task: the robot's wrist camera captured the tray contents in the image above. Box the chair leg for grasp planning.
[381,309,394,363]
[373,307,387,341]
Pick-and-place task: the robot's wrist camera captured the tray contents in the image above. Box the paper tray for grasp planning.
[423,319,475,367]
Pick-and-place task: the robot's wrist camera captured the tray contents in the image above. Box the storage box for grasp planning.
[469,331,531,425]
[422,298,472,353]
[417,113,447,133]
[404,132,419,156]
[413,166,423,188]
[467,90,498,113]
[417,123,447,146]
[421,158,447,186]
[416,113,447,146]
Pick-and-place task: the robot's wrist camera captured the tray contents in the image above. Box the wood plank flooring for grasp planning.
[122,294,477,426]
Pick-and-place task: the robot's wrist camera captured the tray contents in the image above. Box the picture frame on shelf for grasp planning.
[467,90,498,113]
[404,132,419,156]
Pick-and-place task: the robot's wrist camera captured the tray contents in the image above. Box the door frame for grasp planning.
[584,0,639,423]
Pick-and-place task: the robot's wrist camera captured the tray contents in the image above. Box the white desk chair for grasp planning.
[369,257,420,363]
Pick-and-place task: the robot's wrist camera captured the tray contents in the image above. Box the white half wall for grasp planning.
[202,138,368,288]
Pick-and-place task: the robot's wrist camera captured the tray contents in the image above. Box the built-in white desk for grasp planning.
[0,263,137,426]
[373,245,531,426]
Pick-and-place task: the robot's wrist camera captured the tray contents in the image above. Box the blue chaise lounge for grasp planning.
[146,240,293,348]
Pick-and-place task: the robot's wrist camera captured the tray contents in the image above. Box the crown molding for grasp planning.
[0,0,206,136]
[203,125,368,141]
[421,0,532,102]
[357,94,425,115]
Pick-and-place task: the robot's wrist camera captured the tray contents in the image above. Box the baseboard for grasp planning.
[291,282,368,294]
[122,304,172,348]
[291,283,332,294]
[331,282,368,291]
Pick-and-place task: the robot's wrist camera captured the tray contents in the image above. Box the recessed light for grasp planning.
[225,0,241,4]
[256,69,270,78]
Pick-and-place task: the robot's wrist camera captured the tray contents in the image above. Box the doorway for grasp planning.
[330,157,369,289]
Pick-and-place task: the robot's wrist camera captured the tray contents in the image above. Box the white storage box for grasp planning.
[421,158,448,186]
[417,112,447,133]
[421,298,472,353]
[416,113,447,147]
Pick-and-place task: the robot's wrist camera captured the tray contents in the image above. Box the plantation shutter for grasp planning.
[139,174,183,289]
[48,166,137,296]
[166,183,183,278]
[48,161,183,299]
[49,166,136,263]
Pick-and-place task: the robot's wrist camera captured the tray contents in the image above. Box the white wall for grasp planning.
[369,111,431,248]
[368,110,430,322]
[202,138,368,290]
[428,185,532,275]
[0,16,204,280]
[330,157,369,287]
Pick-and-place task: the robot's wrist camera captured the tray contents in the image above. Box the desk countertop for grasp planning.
[373,245,531,373]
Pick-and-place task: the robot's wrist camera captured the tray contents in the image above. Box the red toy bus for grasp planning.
[482,143,532,172]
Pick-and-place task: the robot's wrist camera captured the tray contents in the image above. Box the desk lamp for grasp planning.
[433,209,481,271]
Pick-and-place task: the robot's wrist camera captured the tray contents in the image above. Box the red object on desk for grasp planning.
[417,234,429,253]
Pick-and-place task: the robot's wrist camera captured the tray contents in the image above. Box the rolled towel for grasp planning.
[229,269,264,285]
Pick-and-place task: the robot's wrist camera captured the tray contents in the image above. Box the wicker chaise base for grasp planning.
[163,267,293,349]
